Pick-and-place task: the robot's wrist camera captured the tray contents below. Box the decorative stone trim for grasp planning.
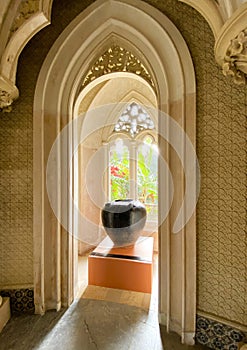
[222,29,247,84]
[214,2,247,85]
[0,75,19,112]
[10,0,40,35]
[179,0,247,85]
[0,0,52,95]
[196,315,246,350]
[82,46,155,90]
[0,89,13,112]
[0,289,34,314]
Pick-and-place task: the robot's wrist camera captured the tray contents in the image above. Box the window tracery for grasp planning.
[114,102,155,137]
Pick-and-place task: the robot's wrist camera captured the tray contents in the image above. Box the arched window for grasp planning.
[108,103,158,224]
[109,139,130,200]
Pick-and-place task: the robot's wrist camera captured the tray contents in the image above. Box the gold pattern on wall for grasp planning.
[0,102,33,287]
[82,46,155,89]
[0,0,97,289]
[144,0,247,327]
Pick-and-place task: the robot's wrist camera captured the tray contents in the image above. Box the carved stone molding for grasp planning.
[214,2,247,84]
[10,0,40,35]
[179,0,247,85]
[222,29,247,84]
[82,46,155,89]
[0,0,52,106]
[0,89,13,112]
[0,75,19,112]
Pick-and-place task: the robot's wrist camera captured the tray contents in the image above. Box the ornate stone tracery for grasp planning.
[82,46,155,89]
[222,28,247,84]
[114,102,155,137]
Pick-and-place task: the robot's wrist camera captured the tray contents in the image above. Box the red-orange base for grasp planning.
[88,236,154,293]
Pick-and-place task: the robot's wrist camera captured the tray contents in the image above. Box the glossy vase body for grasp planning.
[101,199,146,247]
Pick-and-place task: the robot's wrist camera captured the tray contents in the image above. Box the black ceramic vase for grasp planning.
[101,199,147,247]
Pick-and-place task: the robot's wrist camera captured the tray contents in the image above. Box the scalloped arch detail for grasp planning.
[82,45,155,90]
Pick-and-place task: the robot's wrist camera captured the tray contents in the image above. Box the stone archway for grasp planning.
[73,73,158,258]
[33,0,196,344]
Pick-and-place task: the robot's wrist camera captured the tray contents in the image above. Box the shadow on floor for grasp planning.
[0,308,67,350]
[0,298,209,350]
[160,325,208,350]
[0,298,162,350]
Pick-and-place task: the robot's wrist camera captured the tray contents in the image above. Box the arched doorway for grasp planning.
[73,74,159,302]
[33,0,196,344]
[73,72,158,254]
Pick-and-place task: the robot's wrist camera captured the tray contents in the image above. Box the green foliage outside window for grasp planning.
[109,138,158,222]
[110,147,130,200]
[137,142,158,221]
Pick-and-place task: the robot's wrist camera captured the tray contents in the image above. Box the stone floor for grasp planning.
[0,253,208,349]
[0,298,207,350]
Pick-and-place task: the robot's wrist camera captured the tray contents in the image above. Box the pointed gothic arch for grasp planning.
[74,72,157,146]
[33,0,196,344]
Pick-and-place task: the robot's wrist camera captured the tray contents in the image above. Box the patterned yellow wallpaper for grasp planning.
[0,0,97,288]
[196,48,246,326]
[0,91,33,287]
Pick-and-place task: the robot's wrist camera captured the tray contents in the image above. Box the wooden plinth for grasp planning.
[88,236,153,293]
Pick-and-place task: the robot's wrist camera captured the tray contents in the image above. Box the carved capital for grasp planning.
[0,75,19,112]
[222,29,247,84]
[0,89,13,111]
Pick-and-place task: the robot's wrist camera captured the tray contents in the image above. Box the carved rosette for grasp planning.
[222,29,247,84]
[82,46,155,89]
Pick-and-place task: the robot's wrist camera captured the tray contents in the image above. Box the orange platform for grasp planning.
[88,236,154,293]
